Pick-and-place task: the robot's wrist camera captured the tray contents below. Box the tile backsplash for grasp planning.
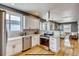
[8,31,21,38]
[7,29,40,38]
[23,29,40,35]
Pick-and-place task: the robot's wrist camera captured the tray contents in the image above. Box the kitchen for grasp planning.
[5,10,60,56]
[0,3,79,56]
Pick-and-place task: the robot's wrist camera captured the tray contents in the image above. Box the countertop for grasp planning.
[8,34,59,41]
[8,34,41,41]
[40,36,49,39]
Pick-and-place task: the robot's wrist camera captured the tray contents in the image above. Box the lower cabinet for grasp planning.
[6,44,14,55]
[49,37,60,52]
[15,43,22,54]
[32,35,40,47]
[6,38,22,56]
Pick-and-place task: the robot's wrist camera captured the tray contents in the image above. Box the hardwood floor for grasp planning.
[17,46,55,56]
[17,39,79,56]
[60,39,79,56]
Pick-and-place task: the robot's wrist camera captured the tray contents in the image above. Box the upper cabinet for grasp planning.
[24,16,40,29]
[46,22,53,31]
[40,21,60,31]
[40,21,49,31]
[40,22,44,30]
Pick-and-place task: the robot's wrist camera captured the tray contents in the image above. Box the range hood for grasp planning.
[47,11,53,21]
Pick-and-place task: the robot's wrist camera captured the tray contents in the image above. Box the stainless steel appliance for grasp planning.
[22,36,31,51]
[0,10,7,56]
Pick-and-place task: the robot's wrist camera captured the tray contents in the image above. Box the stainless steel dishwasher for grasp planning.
[22,36,31,51]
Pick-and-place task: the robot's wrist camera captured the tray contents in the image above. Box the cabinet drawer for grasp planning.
[6,39,22,55]
[6,43,22,55]
[7,39,22,46]
[15,39,22,44]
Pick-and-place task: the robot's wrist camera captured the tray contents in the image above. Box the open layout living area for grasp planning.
[0,3,79,56]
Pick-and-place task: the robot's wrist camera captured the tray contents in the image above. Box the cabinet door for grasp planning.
[15,43,22,54]
[6,45,13,56]
[37,35,40,45]
[49,38,57,52]
[34,35,40,45]
[32,35,40,47]
[50,41,56,52]
[40,22,43,30]
[15,39,22,53]
[6,39,22,56]
[6,41,16,56]
[32,36,36,47]
[49,37,60,52]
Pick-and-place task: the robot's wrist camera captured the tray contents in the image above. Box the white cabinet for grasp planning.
[49,37,60,52]
[40,22,44,30]
[15,43,22,54]
[41,21,55,31]
[6,44,14,55]
[32,35,40,47]
[6,38,22,56]
[25,16,40,29]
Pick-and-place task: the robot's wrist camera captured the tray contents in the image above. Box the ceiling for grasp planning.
[1,3,79,23]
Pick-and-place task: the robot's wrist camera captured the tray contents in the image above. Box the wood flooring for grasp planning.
[60,39,79,56]
[17,39,79,56]
[17,46,55,56]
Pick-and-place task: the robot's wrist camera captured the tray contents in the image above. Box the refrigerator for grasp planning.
[0,10,7,56]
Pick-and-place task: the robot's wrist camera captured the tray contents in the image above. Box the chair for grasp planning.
[64,35,74,56]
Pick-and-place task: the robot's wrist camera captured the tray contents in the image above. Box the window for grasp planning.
[6,14,10,31]
[6,13,22,32]
[63,24,71,32]
[10,15,21,31]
